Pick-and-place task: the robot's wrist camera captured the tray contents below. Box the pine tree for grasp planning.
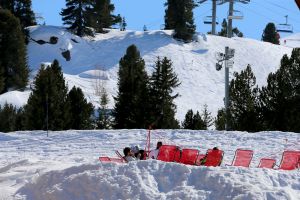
[0,68,4,93]
[182,109,205,130]
[97,87,112,129]
[164,0,196,42]
[218,19,227,37]
[66,86,94,129]
[215,108,225,130]
[182,109,194,129]
[86,0,121,33]
[229,64,261,132]
[193,111,205,130]
[24,60,70,130]
[149,57,180,128]
[164,0,176,30]
[0,103,18,132]
[201,104,213,130]
[15,107,25,130]
[262,23,279,45]
[0,0,36,42]
[113,45,149,128]
[218,19,243,38]
[232,27,243,37]
[0,0,36,28]
[60,0,94,37]
[260,49,300,132]
[0,9,29,93]
[119,17,126,31]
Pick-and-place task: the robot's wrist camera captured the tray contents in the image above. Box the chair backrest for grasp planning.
[99,156,111,162]
[203,149,224,167]
[195,154,206,166]
[279,151,300,170]
[231,149,253,167]
[157,145,180,162]
[258,158,276,169]
[179,149,199,165]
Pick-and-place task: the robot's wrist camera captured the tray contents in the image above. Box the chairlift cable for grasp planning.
[252,0,300,25]
[237,4,300,33]
[263,0,299,15]
[236,4,280,24]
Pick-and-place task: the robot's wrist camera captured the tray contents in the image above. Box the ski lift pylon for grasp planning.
[227,10,243,20]
[277,15,293,33]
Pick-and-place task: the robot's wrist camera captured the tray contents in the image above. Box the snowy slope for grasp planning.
[0,25,297,121]
[0,130,299,199]
[281,33,300,48]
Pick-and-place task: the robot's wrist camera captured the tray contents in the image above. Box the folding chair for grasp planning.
[179,149,199,165]
[257,158,276,169]
[203,149,224,167]
[278,151,300,170]
[230,149,253,167]
[157,145,180,162]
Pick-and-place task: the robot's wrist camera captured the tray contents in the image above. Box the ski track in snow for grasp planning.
[0,130,299,199]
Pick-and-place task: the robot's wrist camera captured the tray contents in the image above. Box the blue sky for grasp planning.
[32,0,300,40]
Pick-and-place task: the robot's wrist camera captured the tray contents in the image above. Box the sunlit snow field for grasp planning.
[0,130,299,199]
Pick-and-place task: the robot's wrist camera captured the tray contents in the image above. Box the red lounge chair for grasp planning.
[99,156,125,163]
[99,156,111,162]
[157,145,180,162]
[278,151,300,170]
[203,149,224,167]
[231,149,253,167]
[258,158,276,169]
[179,149,199,165]
[195,154,206,166]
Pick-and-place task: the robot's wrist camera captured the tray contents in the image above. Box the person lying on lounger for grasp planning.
[200,147,222,165]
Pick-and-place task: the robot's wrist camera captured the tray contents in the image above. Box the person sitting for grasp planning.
[131,145,141,160]
[200,147,220,165]
[123,147,137,162]
[149,141,163,159]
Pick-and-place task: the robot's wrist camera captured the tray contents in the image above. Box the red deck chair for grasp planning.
[109,158,126,163]
[99,156,111,162]
[231,149,253,167]
[157,145,180,162]
[179,149,199,165]
[203,149,224,167]
[195,154,206,166]
[99,156,125,163]
[278,151,300,170]
[258,158,276,169]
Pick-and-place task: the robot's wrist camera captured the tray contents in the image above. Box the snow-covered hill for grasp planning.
[0,130,299,199]
[0,25,297,121]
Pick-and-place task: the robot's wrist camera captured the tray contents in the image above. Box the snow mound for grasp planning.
[0,90,31,108]
[17,161,300,200]
[0,130,299,199]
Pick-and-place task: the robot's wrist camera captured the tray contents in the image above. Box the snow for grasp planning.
[0,130,299,199]
[281,33,300,48]
[0,26,299,199]
[0,25,298,120]
[0,90,31,108]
